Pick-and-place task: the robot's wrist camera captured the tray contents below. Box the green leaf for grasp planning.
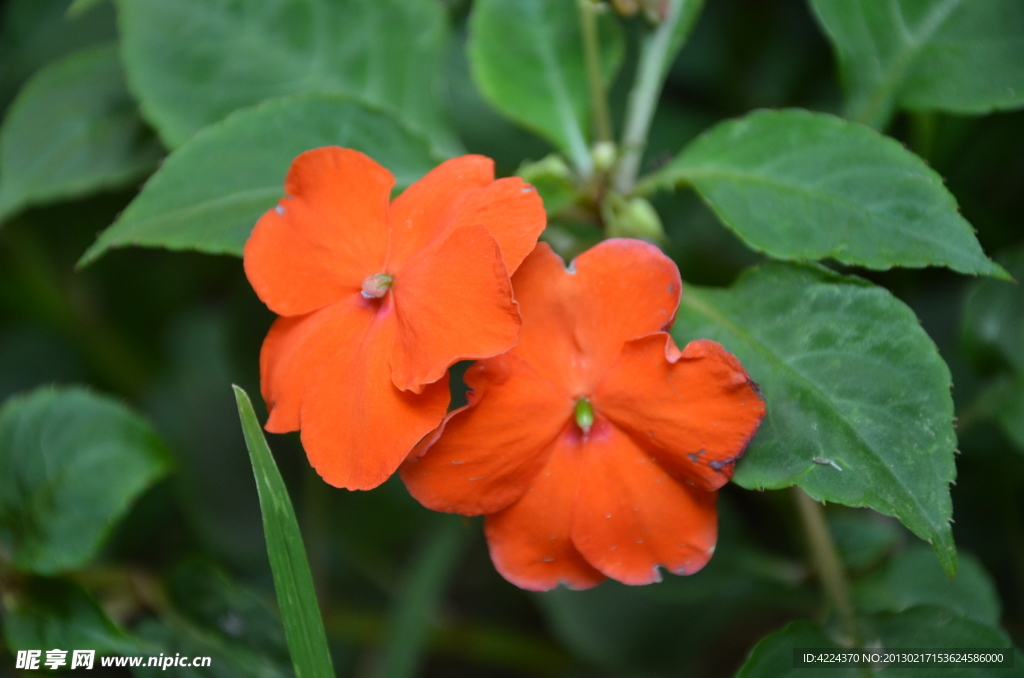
[810,0,1024,128]
[79,93,438,265]
[3,577,140,655]
[962,246,1024,450]
[645,109,1005,278]
[233,385,334,678]
[468,0,624,171]
[115,0,459,156]
[962,247,1024,375]
[0,386,171,575]
[672,262,959,574]
[0,0,116,109]
[0,44,163,224]
[737,607,1019,677]
[855,545,1001,626]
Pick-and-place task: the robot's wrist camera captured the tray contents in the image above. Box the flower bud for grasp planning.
[591,141,617,174]
[602,194,666,242]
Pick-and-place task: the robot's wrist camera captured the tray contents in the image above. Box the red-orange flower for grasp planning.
[401,240,765,590]
[244,148,545,490]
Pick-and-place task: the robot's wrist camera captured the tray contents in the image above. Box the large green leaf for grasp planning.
[811,0,1024,128]
[115,0,459,155]
[672,262,958,574]
[0,44,162,224]
[468,0,624,171]
[855,546,1000,626]
[737,607,1020,677]
[644,109,1004,278]
[3,577,140,656]
[0,386,171,575]
[233,386,334,678]
[79,93,438,265]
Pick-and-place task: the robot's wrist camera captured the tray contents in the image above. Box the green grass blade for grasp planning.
[233,385,335,678]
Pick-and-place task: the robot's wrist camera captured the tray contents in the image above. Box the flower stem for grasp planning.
[578,0,613,145]
[613,0,688,194]
[793,487,858,644]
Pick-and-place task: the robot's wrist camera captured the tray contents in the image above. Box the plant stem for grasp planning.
[578,0,613,144]
[613,0,687,194]
[793,488,857,644]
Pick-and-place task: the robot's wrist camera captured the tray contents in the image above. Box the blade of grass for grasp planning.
[373,515,467,678]
[233,385,335,678]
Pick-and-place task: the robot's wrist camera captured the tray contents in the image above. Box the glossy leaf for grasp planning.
[855,546,1000,626]
[468,0,624,170]
[0,386,171,575]
[233,385,334,678]
[672,262,958,574]
[3,578,140,655]
[79,93,438,265]
[0,44,162,224]
[737,607,1019,677]
[645,109,1005,278]
[811,0,1024,128]
[115,0,459,155]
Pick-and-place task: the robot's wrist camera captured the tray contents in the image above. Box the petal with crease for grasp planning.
[510,240,682,394]
[244,147,392,316]
[401,353,573,515]
[595,334,765,491]
[571,423,718,585]
[387,155,493,270]
[300,306,450,490]
[390,224,521,393]
[485,427,605,592]
[442,177,546,274]
[261,295,378,433]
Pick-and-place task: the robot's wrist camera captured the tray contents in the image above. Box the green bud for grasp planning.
[602,194,666,242]
[591,141,617,174]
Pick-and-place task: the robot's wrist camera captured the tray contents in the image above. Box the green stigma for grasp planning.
[574,397,594,435]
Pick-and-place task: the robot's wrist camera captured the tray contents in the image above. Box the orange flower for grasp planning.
[401,240,765,590]
[244,148,545,490]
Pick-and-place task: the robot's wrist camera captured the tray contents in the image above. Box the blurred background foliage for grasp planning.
[0,0,1022,676]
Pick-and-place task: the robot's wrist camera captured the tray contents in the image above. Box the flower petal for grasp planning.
[485,428,606,592]
[387,155,493,270]
[260,295,377,433]
[595,335,765,491]
[244,147,392,316]
[442,177,546,274]
[510,240,682,394]
[300,307,450,490]
[401,353,573,515]
[390,224,521,393]
[571,422,718,585]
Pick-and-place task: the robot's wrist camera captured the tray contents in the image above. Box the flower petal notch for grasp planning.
[245,148,546,490]
[402,239,766,589]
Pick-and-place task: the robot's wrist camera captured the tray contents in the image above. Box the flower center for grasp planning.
[361,273,393,299]
[574,397,594,435]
